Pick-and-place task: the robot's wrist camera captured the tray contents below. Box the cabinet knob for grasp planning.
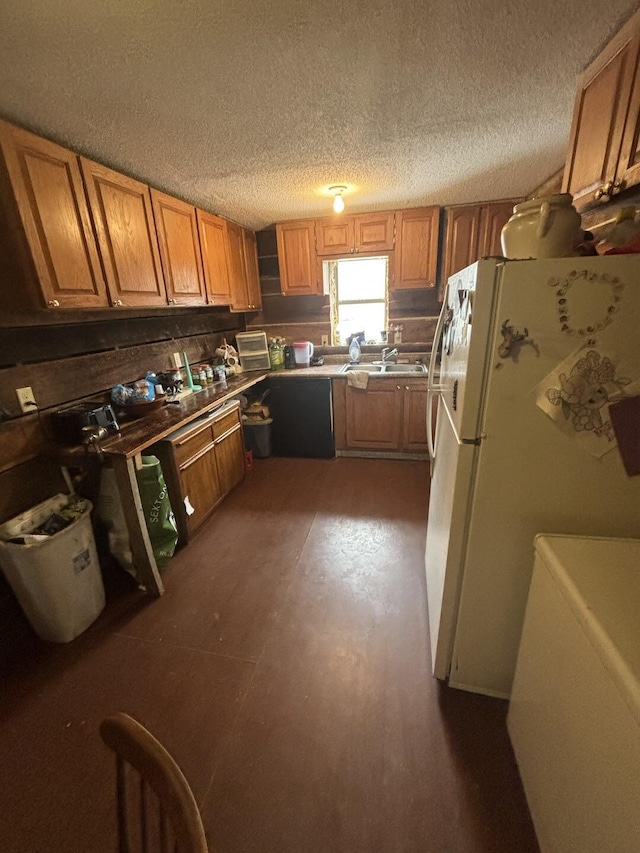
[612,179,625,195]
[168,298,176,304]
[405,385,410,391]
[47,299,60,308]
[350,248,355,253]
[354,247,359,253]
[396,385,401,390]
[595,181,613,200]
[113,299,123,307]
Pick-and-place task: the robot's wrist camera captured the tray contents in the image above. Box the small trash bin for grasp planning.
[242,418,273,459]
[0,494,105,643]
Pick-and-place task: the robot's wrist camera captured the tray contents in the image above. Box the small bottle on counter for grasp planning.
[269,337,284,371]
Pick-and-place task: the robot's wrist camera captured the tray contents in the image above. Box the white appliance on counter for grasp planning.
[425,256,640,698]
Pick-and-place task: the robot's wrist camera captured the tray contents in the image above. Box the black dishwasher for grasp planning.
[268,377,334,458]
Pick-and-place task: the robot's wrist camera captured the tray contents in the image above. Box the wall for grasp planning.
[0,306,245,519]
[247,227,440,347]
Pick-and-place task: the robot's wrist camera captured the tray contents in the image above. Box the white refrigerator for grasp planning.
[425,255,640,699]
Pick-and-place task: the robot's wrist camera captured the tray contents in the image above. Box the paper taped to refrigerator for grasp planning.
[535,345,640,458]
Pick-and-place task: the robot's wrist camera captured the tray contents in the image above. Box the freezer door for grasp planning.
[425,402,477,679]
[439,259,500,440]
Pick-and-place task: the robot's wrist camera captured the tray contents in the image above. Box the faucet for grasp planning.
[381,347,398,364]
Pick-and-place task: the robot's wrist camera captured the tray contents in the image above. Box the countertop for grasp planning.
[55,360,432,461]
[59,372,270,460]
[268,361,431,379]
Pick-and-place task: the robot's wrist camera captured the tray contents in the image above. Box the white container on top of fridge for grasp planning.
[425,255,640,699]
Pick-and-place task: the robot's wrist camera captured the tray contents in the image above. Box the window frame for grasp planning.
[326,253,390,345]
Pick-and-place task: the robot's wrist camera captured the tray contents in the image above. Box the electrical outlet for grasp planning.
[172,352,182,368]
[321,334,329,347]
[16,387,37,413]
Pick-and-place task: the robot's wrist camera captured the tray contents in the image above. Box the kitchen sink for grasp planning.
[339,364,384,373]
[338,363,426,374]
[380,363,427,373]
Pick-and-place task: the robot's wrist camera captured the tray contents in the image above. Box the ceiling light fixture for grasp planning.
[329,185,347,213]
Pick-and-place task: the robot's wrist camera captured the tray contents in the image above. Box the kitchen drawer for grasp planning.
[212,406,240,439]
[173,424,214,468]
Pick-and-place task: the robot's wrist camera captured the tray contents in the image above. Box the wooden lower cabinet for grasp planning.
[151,402,246,544]
[345,379,403,450]
[402,381,429,452]
[215,423,246,494]
[335,378,428,453]
[179,443,222,537]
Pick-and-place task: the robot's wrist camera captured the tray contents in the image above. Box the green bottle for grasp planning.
[269,337,284,371]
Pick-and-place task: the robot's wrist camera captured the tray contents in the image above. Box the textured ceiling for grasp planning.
[0,0,638,230]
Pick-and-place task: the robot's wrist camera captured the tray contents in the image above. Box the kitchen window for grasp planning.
[326,255,389,345]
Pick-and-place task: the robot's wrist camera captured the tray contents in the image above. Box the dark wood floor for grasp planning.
[0,457,538,852]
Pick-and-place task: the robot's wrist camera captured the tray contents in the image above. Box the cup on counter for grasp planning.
[293,341,314,368]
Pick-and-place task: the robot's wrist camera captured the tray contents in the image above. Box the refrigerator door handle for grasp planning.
[427,282,449,469]
[427,387,439,466]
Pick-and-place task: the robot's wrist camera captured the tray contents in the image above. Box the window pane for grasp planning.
[337,302,386,344]
[336,257,386,301]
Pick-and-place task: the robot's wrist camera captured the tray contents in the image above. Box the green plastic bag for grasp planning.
[136,456,178,569]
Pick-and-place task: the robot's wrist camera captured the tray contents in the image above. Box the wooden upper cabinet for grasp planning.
[196,210,232,305]
[563,10,640,208]
[442,205,480,288]
[618,28,640,194]
[80,158,166,308]
[276,221,320,296]
[226,219,250,310]
[393,207,440,290]
[316,212,395,255]
[353,212,395,252]
[242,228,262,310]
[440,200,519,296]
[316,217,354,255]
[0,121,108,310]
[478,201,516,257]
[150,190,206,305]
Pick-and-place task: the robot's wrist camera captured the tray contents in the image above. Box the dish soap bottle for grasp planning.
[349,337,361,364]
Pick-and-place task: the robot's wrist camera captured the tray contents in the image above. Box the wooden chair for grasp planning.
[100,712,208,853]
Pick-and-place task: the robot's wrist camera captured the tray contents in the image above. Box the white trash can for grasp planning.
[0,494,105,643]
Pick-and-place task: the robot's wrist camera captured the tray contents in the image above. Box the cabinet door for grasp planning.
[179,443,222,536]
[617,30,640,194]
[316,217,354,255]
[345,380,403,449]
[242,228,262,310]
[197,210,232,305]
[477,201,518,258]
[215,425,245,495]
[441,205,480,292]
[401,381,429,452]
[151,190,206,305]
[562,19,640,209]
[80,158,166,308]
[353,212,395,252]
[226,219,250,310]
[275,221,320,295]
[0,121,108,309]
[393,207,440,290]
